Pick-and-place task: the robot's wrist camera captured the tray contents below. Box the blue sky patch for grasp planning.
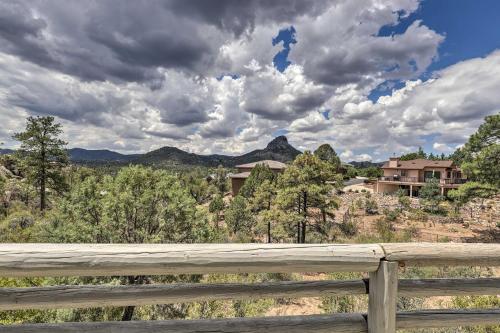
[272,26,297,72]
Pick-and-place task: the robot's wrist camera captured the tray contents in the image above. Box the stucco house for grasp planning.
[230,160,287,196]
[376,157,467,197]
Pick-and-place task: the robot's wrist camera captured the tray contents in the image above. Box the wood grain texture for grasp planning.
[367,261,398,333]
[396,309,500,329]
[398,278,500,297]
[1,278,498,310]
[381,243,500,266]
[0,243,384,277]
[0,314,368,333]
[0,280,367,310]
[1,310,498,333]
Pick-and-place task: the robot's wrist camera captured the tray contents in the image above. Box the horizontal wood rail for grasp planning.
[0,242,499,333]
[0,243,384,277]
[381,243,500,266]
[1,310,499,333]
[1,278,498,311]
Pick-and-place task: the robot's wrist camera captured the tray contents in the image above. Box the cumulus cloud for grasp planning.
[0,0,495,159]
[295,50,500,156]
[340,150,372,162]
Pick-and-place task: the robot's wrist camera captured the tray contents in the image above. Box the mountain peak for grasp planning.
[266,135,290,150]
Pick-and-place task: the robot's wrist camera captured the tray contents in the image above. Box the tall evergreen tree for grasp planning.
[13,116,68,211]
[314,144,341,171]
[277,152,339,243]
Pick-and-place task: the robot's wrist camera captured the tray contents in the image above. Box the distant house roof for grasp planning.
[229,171,251,179]
[235,160,287,170]
[381,159,454,170]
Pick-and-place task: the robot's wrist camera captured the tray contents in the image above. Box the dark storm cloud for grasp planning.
[157,95,210,126]
[0,1,218,84]
[166,0,330,36]
[0,2,55,67]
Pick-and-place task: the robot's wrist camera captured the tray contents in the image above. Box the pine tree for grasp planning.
[13,116,68,211]
[277,152,339,243]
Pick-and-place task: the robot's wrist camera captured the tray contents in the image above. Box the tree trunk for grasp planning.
[121,305,135,321]
[122,276,141,320]
[267,200,271,243]
[301,191,307,243]
[267,221,271,243]
[297,193,301,243]
[40,158,46,211]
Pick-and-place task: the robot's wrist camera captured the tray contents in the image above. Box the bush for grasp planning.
[408,208,428,222]
[375,217,394,241]
[364,199,378,215]
[339,220,358,237]
[384,209,399,222]
[398,195,411,209]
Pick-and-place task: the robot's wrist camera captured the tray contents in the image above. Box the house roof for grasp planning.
[229,171,251,179]
[381,159,454,170]
[235,160,287,170]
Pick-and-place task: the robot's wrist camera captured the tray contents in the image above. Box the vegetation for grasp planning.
[313,143,341,172]
[419,179,445,214]
[449,114,499,211]
[13,116,68,211]
[276,152,341,243]
[0,115,498,326]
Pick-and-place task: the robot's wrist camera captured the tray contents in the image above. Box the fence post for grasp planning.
[368,260,398,333]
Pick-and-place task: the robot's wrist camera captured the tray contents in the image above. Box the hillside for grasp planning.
[0,149,14,155]
[68,148,139,162]
[348,161,384,168]
[136,136,302,167]
[0,136,302,167]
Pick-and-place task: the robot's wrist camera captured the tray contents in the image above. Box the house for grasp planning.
[376,157,467,197]
[230,160,287,196]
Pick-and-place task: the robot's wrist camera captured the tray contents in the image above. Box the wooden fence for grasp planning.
[0,243,499,333]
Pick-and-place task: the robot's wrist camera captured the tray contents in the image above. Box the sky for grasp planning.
[0,0,499,162]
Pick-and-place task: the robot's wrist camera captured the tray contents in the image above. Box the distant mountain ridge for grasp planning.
[347,161,384,168]
[135,136,301,167]
[0,136,300,167]
[68,148,139,162]
[2,141,385,169]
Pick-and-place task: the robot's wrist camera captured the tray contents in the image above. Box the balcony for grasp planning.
[441,178,468,185]
[379,176,468,185]
[379,176,418,183]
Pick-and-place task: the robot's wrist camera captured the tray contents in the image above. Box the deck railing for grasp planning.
[379,176,468,185]
[0,243,499,333]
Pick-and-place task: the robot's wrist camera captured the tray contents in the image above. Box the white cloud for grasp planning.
[340,150,372,162]
[433,143,453,153]
[0,0,495,160]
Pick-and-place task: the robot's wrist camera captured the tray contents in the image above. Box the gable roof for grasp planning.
[381,159,454,170]
[235,160,287,170]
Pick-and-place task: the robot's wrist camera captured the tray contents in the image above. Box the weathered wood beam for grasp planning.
[367,261,398,333]
[381,243,500,267]
[0,313,368,333]
[396,309,500,329]
[398,277,500,297]
[1,278,498,310]
[1,310,499,333]
[0,280,367,310]
[0,243,384,277]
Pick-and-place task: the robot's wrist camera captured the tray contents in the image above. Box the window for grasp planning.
[424,170,441,181]
[400,169,408,177]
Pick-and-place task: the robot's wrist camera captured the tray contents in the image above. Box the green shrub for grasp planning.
[375,217,394,241]
[364,199,378,215]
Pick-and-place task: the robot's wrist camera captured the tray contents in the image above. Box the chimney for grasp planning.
[389,157,399,168]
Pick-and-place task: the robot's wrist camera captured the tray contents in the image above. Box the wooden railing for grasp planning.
[0,243,499,333]
[378,176,468,185]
